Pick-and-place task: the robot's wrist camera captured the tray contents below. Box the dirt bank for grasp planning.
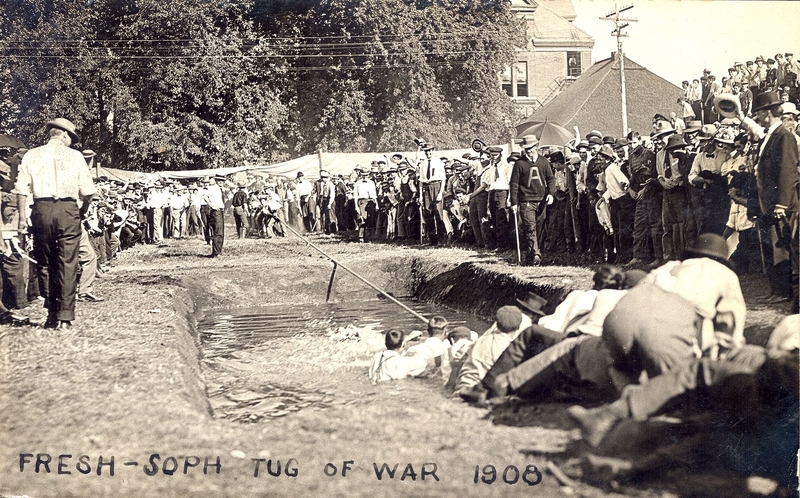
[0,233,793,497]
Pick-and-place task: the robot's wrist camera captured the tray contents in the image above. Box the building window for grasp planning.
[567,51,581,78]
[501,65,513,97]
[515,61,528,97]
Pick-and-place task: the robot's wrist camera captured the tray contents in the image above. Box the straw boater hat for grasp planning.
[684,120,703,133]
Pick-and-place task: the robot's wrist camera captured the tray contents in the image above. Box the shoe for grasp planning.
[581,453,636,484]
[56,320,72,330]
[78,292,105,303]
[567,405,621,447]
[459,384,488,405]
[0,311,29,326]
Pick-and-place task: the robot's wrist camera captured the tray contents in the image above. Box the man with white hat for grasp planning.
[509,134,555,265]
[780,102,800,158]
[15,118,96,329]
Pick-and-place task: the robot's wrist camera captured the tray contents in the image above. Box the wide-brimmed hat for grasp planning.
[613,138,629,149]
[653,120,676,139]
[714,94,742,119]
[698,124,718,141]
[517,134,539,149]
[664,133,688,150]
[596,144,616,160]
[781,102,799,116]
[752,91,781,112]
[319,170,330,178]
[714,127,737,145]
[548,150,565,163]
[684,120,703,133]
[588,136,603,147]
[516,291,548,316]
[685,233,732,268]
[46,118,80,142]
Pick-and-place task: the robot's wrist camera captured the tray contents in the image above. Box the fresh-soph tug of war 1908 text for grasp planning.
[18,452,544,486]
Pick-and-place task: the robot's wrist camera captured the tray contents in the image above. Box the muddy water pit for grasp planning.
[198,298,491,423]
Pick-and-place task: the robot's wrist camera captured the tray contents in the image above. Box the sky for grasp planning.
[570,0,800,86]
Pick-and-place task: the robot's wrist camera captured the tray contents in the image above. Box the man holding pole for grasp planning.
[509,135,555,266]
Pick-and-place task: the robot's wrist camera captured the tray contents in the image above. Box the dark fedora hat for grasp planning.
[685,233,731,268]
[516,291,548,316]
[752,91,782,112]
[664,133,688,150]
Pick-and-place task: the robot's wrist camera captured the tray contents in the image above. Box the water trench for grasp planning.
[198,298,491,423]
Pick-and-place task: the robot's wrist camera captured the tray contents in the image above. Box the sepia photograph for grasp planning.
[0,0,798,496]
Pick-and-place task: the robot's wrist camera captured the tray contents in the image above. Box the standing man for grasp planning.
[203,176,226,257]
[294,172,315,232]
[485,146,513,250]
[417,145,447,245]
[509,135,555,266]
[15,118,95,329]
[353,169,378,242]
[314,170,337,234]
[742,92,799,308]
[231,181,250,239]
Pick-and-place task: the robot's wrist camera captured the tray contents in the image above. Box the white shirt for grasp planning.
[203,183,225,210]
[16,139,96,201]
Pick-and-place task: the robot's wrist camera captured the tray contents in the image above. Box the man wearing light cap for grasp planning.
[509,135,555,265]
[15,118,96,329]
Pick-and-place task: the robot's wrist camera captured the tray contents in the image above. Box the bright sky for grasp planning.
[571,0,800,86]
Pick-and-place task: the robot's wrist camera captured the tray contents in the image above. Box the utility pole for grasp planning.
[600,4,637,137]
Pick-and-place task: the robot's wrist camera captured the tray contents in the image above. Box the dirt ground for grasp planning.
[0,227,795,498]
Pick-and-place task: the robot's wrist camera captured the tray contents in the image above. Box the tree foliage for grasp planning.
[0,0,523,170]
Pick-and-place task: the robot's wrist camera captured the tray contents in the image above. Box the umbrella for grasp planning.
[515,119,573,147]
[0,134,26,149]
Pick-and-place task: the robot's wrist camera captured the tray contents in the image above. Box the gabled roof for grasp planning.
[529,3,593,48]
[535,0,577,21]
[529,55,684,136]
[509,0,577,21]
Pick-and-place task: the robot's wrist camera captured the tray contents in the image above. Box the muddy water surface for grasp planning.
[198,298,492,423]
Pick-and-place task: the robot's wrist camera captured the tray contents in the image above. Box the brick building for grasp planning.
[503,0,595,120]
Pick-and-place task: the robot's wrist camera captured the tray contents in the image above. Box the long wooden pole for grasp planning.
[282,223,429,324]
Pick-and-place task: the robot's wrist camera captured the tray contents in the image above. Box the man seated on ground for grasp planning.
[460,265,626,402]
[369,329,428,384]
[568,315,798,488]
[467,269,648,405]
[453,306,530,396]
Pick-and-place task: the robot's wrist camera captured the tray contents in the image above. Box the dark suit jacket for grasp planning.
[757,124,799,214]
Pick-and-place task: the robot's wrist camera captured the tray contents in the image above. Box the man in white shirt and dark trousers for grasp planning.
[202,176,226,258]
[417,145,447,245]
[15,118,96,329]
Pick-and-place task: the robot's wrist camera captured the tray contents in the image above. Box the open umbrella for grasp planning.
[515,119,573,147]
[0,134,26,149]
